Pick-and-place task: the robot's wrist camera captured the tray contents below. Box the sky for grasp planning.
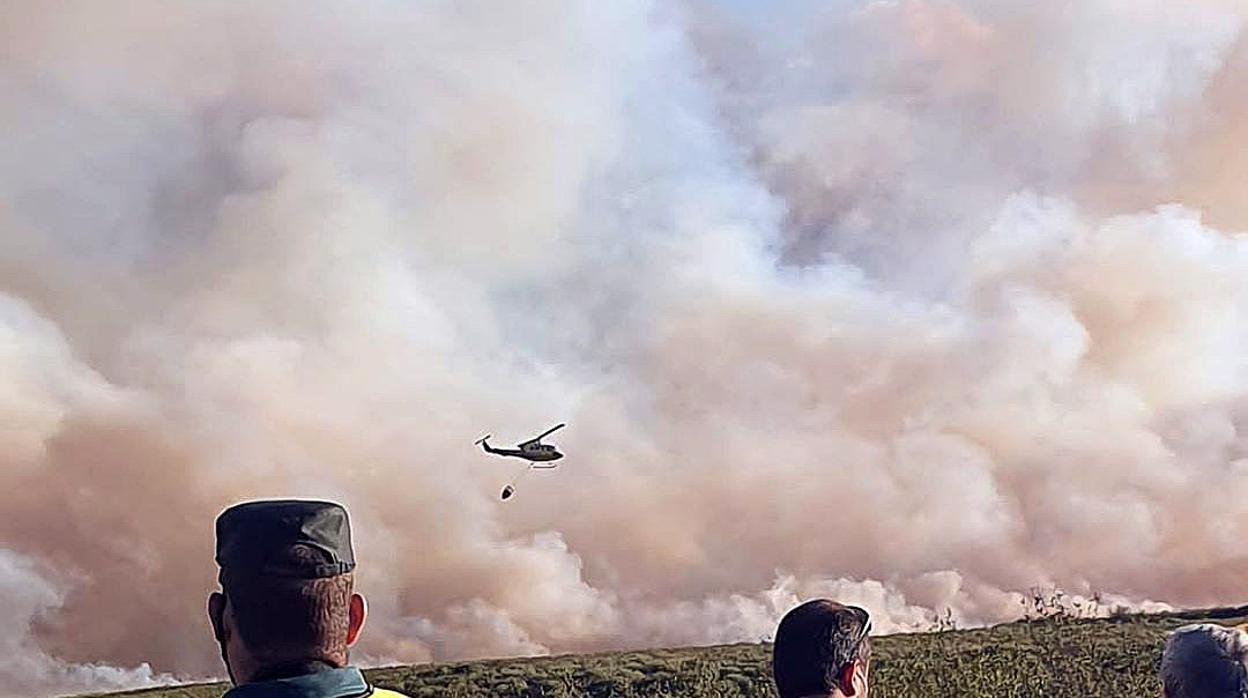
[2,1,1248,695]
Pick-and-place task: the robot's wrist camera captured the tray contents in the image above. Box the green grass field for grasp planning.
[95,604,1248,698]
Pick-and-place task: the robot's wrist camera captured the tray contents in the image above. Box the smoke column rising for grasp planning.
[2,0,1248,694]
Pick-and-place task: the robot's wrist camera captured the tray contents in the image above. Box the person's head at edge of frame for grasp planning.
[773,599,872,698]
[1161,623,1248,698]
[209,499,367,685]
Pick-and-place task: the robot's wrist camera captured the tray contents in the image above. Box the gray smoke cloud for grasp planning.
[2,0,1248,695]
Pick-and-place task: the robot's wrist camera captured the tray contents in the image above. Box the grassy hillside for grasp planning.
[95,604,1248,698]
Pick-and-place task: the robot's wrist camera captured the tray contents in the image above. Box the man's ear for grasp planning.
[346,593,367,646]
[208,592,228,643]
[838,662,858,696]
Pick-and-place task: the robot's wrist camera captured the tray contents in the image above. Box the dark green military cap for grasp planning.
[215,499,355,584]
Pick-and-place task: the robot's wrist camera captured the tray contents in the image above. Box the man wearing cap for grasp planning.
[210,499,409,698]
[772,599,872,698]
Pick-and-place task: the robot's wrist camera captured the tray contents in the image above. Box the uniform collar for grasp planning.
[224,665,371,698]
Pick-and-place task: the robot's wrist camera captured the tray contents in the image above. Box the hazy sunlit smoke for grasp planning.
[2,1,1248,695]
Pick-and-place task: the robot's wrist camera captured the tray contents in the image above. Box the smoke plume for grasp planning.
[3,1,1248,695]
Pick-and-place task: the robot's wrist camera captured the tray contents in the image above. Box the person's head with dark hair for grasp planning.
[1161,623,1248,698]
[773,599,872,698]
[208,500,370,691]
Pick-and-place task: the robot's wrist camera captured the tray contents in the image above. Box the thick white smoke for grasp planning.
[0,549,174,696]
[2,0,1248,695]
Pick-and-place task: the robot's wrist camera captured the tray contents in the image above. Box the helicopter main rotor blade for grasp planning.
[534,423,566,441]
[517,423,566,449]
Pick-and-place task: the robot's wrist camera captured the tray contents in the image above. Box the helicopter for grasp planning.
[475,423,565,464]
[476,424,566,500]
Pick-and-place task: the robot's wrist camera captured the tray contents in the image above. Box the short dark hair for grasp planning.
[224,545,355,664]
[773,599,872,698]
[1161,624,1248,698]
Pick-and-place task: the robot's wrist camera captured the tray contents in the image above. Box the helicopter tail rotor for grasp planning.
[474,434,492,446]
